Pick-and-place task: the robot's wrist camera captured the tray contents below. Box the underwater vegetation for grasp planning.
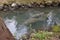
[20,30,60,40]
[52,25,60,32]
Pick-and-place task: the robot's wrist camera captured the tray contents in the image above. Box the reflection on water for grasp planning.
[47,11,53,26]
[4,16,28,40]
[16,24,28,39]
[4,16,17,36]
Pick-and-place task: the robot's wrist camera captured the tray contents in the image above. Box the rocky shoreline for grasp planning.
[0,1,60,11]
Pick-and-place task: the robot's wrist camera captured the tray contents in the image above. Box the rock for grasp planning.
[11,3,19,8]
[23,18,39,25]
[27,4,33,8]
[11,3,17,7]
[23,18,44,25]
[31,2,39,7]
[40,5,45,7]
[31,12,44,18]
[8,2,20,10]
[0,5,3,10]
[0,17,15,40]
[39,3,45,7]
[21,4,28,8]
[52,2,59,7]
[2,4,9,11]
[3,4,9,8]
[45,1,52,6]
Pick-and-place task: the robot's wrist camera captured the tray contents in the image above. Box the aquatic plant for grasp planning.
[28,31,53,40]
[52,25,60,32]
[35,31,53,40]
[35,32,45,40]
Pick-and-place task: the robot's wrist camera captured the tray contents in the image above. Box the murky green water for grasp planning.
[0,7,60,29]
[0,7,60,39]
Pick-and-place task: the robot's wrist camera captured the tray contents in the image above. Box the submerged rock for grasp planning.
[23,12,46,25]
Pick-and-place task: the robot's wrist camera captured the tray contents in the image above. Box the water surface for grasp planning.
[0,7,60,39]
